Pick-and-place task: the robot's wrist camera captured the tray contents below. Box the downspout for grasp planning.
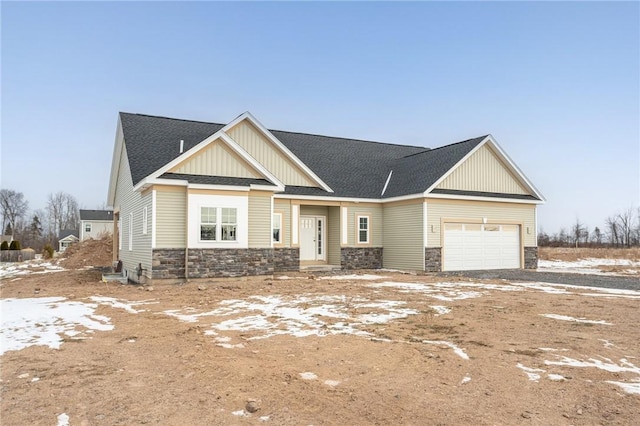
[184,187,189,282]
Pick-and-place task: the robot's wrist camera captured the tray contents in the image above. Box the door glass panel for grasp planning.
[483,225,499,232]
[317,220,322,255]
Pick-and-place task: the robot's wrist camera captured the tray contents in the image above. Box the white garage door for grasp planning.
[443,223,520,271]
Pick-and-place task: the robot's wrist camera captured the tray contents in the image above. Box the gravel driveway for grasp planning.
[437,269,640,291]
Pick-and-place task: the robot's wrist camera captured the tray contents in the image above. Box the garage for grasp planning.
[443,223,521,271]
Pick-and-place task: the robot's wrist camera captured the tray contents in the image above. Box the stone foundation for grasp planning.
[152,249,185,279]
[524,246,538,269]
[425,247,442,272]
[152,248,276,279]
[274,248,300,272]
[340,247,383,270]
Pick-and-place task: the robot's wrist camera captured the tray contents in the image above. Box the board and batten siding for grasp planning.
[170,140,259,178]
[436,144,529,195]
[382,201,424,271]
[346,204,383,247]
[426,198,536,247]
[274,199,292,246]
[248,191,272,248]
[327,206,341,265]
[226,121,314,187]
[155,187,186,248]
[113,142,153,278]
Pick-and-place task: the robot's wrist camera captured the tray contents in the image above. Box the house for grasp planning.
[107,111,544,281]
[79,209,114,240]
[58,230,79,252]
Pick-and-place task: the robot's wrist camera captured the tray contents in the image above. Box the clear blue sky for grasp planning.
[1,1,638,234]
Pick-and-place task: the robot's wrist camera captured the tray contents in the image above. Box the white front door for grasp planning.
[300,216,325,261]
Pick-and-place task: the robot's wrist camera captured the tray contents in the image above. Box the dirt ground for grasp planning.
[1,245,639,425]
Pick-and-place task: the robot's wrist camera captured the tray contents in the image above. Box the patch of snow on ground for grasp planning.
[460,376,471,384]
[538,258,640,276]
[369,282,486,301]
[300,372,318,380]
[540,314,612,325]
[547,374,566,381]
[57,413,70,426]
[0,260,64,279]
[164,294,418,344]
[599,339,615,348]
[606,379,640,395]
[516,363,545,382]
[89,296,158,314]
[430,305,451,315]
[232,410,249,417]
[0,297,113,355]
[544,356,640,374]
[421,340,469,360]
[324,380,340,387]
[319,274,388,281]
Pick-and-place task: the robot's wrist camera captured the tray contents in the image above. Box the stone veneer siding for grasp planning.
[274,248,300,272]
[425,247,442,272]
[524,246,538,269]
[152,249,185,279]
[340,247,383,270]
[152,248,276,279]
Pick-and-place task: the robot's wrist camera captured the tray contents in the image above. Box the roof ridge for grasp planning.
[398,135,487,159]
[271,128,429,150]
[119,112,224,127]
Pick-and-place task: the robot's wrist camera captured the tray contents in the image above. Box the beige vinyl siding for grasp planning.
[170,140,259,178]
[437,144,529,195]
[382,202,424,271]
[274,199,291,246]
[327,206,341,265]
[227,121,315,187]
[155,188,186,248]
[112,141,153,278]
[300,205,328,217]
[426,198,536,247]
[346,204,383,247]
[248,191,272,248]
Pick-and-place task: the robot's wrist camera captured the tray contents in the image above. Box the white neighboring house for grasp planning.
[80,210,114,240]
[58,230,79,252]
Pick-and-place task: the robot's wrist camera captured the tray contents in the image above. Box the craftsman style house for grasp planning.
[107,111,544,281]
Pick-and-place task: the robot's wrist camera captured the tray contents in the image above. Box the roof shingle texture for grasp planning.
[119,112,494,199]
[79,210,114,221]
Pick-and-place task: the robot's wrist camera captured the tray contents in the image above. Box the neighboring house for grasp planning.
[58,230,79,252]
[79,209,114,240]
[107,111,544,281]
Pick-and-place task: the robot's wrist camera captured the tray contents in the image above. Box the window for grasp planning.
[85,223,92,233]
[357,215,369,244]
[221,208,237,241]
[128,213,133,250]
[200,207,217,241]
[118,219,122,250]
[200,207,237,242]
[273,213,282,243]
[142,207,148,235]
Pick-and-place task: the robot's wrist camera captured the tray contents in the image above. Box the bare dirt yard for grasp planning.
[1,243,639,425]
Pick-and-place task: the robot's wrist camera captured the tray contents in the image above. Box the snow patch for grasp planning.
[460,376,471,384]
[430,305,451,315]
[57,413,70,426]
[299,372,318,380]
[232,410,249,417]
[324,380,340,387]
[89,296,157,314]
[0,297,113,355]
[516,363,545,382]
[421,340,469,360]
[540,314,612,325]
[544,356,640,374]
[606,380,640,395]
[547,374,566,381]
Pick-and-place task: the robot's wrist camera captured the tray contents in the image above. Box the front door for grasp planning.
[300,216,325,261]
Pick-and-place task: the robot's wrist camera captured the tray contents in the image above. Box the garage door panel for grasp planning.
[443,223,520,271]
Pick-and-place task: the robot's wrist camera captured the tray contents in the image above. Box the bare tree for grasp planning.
[46,191,80,238]
[571,218,589,248]
[617,208,636,248]
[592,226,603,246]
[0,189,29,235]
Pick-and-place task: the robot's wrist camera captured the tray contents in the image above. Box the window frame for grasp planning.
[142,207,148,235]
[128,213,133,251]
[85,223,92,233]
[356,215,370,245]
[272,212,282,244]
[199,206,238,243]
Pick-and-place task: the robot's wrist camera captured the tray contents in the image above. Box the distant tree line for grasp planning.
[538,207,640,248]
[0,188,84,252]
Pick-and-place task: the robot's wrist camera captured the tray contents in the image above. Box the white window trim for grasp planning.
[85,223,92,233]
[199,206,238,243]
[357,215,370,244]
[273,212,282,244]
[142,207,148,235]
[128,212,133,251]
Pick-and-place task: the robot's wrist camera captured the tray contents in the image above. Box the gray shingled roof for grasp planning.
[59,229,79,240]
[160,173,273,187]
[119,112,530,200]
[80,210,114,221]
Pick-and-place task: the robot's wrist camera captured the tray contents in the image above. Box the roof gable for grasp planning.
[435,143,529,195]
[169,139,261,179]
